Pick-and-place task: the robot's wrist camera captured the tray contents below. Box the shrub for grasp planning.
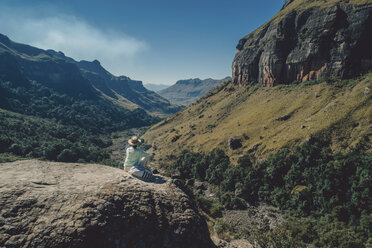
[170,138,372,245]
[219,192,247,210]
[57,149,77,162]
[194,194,223,218]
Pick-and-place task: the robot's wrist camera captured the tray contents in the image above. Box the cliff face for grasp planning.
[0,160,214,248]
[232,0,372,86]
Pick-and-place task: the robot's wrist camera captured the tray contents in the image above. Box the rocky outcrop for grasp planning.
[0,160,215,248]
[232,0,372,86]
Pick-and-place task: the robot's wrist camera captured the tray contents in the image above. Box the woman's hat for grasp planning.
[128,136,141,146]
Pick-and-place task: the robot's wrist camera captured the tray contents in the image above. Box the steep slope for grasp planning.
[143,74,372,164]
[0,34,157,133]
[158,77,230,106]
[232,0,372,86]
[0,34,96,98]
[143,0,372,164]
[45,49,182,117]
[0,160,214,248]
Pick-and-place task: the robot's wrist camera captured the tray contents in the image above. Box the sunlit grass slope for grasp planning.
[143,74,372,165]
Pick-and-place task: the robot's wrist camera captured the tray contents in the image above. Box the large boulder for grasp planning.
[0,160,215,248]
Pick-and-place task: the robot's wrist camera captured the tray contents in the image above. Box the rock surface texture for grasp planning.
[0,160,215,248]
[232,0,372,86]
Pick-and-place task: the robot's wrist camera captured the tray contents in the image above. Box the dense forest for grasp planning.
[0,78,158,164]
[0,79,157,133]
[168,139,372,247]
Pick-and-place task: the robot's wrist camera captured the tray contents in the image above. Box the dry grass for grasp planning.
[143,74,372,164]
[275,0,372,21]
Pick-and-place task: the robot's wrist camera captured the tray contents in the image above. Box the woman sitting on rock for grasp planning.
[124,136,154,181]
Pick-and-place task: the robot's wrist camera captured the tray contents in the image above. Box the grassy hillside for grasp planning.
[143,73,372,165]
[279,0,371,15]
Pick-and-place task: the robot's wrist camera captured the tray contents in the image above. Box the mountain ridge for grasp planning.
[158,77,230,106]
[0,34,159,129]
[0,34,173,164]
[76,59,181,116]
[43,43,182,117]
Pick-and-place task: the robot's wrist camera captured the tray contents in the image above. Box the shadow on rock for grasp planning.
[151,175,166,184]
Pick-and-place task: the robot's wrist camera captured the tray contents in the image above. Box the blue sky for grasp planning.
[0,0,284,85]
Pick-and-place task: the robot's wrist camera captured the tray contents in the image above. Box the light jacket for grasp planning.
[124,147,149,168]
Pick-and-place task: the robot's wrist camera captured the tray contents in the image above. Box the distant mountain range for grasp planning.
[157,77,230,106]
[144,83,169,92]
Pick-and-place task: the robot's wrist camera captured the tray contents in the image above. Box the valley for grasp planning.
[140,0,372,246]
[0,34,179,166]
[0,0,372,247]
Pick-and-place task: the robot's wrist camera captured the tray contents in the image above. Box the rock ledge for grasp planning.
[0,160,214,248]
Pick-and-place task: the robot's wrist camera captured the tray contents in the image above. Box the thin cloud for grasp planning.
[0,6,147,76]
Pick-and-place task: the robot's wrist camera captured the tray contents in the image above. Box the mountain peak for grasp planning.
[77,59,110,79]
[92,59,101,65]
[0,34,11,46]
[281,0,295,10]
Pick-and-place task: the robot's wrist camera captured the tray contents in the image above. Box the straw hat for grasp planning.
[128,136,141,146]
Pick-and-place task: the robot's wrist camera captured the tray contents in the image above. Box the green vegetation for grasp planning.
[252,216,371,248]
[0,77,161,165]
[169,139,371,246]
[0,80,157,133]
[0,109,118,165]
[194,194,224,218]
